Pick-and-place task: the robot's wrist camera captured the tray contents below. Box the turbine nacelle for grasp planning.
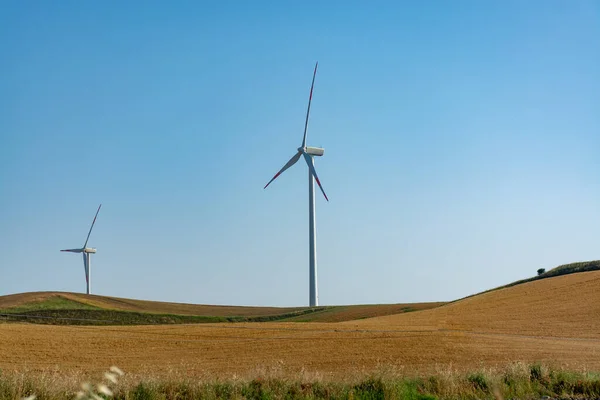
[298,147,325,157]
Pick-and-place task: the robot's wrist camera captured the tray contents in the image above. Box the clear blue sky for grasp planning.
[1,1,598,306]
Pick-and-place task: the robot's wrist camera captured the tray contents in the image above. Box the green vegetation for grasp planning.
[498,259,600,290]
[0,309,226,325]
[0,294,336,325]
[0,307,327,325]
[3,363,600,399]
[0,296,100,313]
[0,295,439,325]
[544,260,600,276]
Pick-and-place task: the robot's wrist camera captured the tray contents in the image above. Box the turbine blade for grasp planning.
[264,151,302,189]
[301,62,318,149]
[61,248,83,253]
[302,153,329,201]
[83,204,102,248]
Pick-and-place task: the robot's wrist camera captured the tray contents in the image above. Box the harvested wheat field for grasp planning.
[348,270,600,339]
[1,271,600,380]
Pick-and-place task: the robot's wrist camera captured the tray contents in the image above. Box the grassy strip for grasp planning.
[0,296,101,313]
[277,306,352,322]
[506,259,600,288]
[283,306,418,322]
[2,363,600,400]
[0,307,327,325]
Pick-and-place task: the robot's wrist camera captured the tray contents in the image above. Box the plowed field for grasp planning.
[2,272,600,380]
[0,292,304,317]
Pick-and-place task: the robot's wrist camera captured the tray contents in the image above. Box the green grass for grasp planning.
[3,363,600,399]
[0,294,332,325]
[279,306,351,322]
[0,306,327,325]
[545,260,600,276]
[0,296,100,313]
[0,296,431,325]
[279,305,422,323]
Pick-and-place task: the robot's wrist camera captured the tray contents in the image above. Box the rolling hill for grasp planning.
[349,269,600,339]
[3,267,600,377]
[0,291,443,324]
[0,291,307,316]
[2,260,598,326]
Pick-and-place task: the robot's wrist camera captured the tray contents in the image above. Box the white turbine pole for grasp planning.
[87,253,91,295]
[308,155,318,307]
[83,252,91,295]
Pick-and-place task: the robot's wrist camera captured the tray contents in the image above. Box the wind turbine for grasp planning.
[61,204,102,295]
[264,62,328,307]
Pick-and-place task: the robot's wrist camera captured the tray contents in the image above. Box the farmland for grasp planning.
[0,292,444,324]
[1,269,600,383]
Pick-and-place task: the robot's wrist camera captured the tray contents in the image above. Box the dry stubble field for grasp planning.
[1,271,600,381]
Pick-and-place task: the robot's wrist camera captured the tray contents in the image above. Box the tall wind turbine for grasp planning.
[61,204,102,295]
[264,62,328,307]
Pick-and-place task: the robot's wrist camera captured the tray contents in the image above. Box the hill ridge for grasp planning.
[0,291,442,324]
[2,260,598,325]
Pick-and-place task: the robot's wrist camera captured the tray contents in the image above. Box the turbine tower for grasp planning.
[264,62,328,307]
[61,204,102,295]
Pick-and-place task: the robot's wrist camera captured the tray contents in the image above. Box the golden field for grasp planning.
[1,271,600,380]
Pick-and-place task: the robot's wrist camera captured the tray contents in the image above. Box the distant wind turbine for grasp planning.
[61,204,102,295]
[264,62,328,307]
